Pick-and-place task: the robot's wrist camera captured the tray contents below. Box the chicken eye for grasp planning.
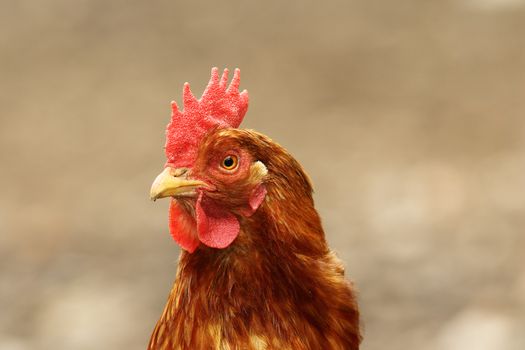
[221,155,238,171]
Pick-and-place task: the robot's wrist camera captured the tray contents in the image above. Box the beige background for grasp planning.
[1,1,524,349]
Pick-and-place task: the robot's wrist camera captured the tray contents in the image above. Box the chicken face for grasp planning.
[150,128,268,253]
[192,129,268,211]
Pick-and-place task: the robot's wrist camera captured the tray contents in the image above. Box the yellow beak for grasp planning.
[150,167,207,201]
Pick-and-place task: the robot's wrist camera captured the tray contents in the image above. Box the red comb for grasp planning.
[164,67,249,168]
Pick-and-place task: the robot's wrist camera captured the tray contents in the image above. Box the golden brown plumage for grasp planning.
[148,128,361,350]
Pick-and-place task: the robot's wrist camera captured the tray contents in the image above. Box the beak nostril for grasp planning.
[171,167,189,177]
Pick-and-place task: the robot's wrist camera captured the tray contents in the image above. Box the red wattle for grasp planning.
[169,199,200,253]
[196,192,240,249]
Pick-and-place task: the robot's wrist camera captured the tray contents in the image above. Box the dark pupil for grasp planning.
[224,157,234,168]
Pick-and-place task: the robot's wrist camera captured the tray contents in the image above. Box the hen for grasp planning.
[148,68,361,350]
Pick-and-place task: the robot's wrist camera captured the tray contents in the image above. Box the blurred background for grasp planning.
[1,0,524,349]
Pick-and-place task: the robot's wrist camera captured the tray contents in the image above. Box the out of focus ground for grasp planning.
[1,1,524,349]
